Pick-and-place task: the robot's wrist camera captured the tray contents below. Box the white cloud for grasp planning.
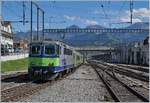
[84,19,98,25]
[120,16,142,23]
[120,8,149,23]
[126,8,150,18]
[64,15,98,25]
[64,15,80,21]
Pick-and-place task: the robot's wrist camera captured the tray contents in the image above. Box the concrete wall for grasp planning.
[1,53,28,61]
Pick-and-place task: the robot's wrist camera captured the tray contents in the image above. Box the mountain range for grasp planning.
[14,22,149,47]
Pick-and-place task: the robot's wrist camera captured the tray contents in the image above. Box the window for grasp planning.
[64,48,67,55]
[45,45,55,55]
[55,45,61,54]
[44,44,61,55]
[64,48,72,55]
[31,45,41,55]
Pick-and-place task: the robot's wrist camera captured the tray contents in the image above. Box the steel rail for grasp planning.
[106,71,149,102]
[90,61,149,102]
[95,61,149,82]
[117,64,149,73]
[91,64,120,102]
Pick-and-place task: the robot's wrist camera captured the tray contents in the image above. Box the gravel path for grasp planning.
[21,64,112,102]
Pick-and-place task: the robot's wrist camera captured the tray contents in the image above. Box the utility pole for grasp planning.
[37,7,39,41]
[30,1,32,42]
[42,11,44,41]
[30,1,45,42]
[0,1,2,57]
[23,1,25,25]
[130,0,133,24]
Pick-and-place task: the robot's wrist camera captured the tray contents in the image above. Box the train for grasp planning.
[28,40,83,80]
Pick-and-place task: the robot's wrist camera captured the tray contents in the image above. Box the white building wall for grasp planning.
[1,36,13,47]
[1,53,28,61]
[1,25,12,34]
[1,22,13,49]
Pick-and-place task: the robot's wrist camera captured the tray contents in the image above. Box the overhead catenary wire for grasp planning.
[112,0,128,27]
[49,1,93,13]
[2,4,23,19]
[110,1,132,28]
[13,1,49,23]
[118,0,127,18]
[2,1,30,34]
[2,1,30,31]
[113,0,133,26]
[100,2,111,28]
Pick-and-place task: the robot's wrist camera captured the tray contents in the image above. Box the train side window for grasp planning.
[64,48,72,55]
[59,46,61,54]
[56,45,61,55]
[70,49,72,55]
[64,48,67,55]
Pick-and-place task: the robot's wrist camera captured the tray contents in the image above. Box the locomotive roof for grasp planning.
[30,40,74,49]
[30,40,83,56]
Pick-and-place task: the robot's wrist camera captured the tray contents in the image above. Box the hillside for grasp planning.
[14,22,149,47]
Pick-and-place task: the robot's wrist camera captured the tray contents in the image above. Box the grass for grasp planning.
[1,58,28,73]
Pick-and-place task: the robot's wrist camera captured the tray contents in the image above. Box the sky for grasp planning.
[1,0,149,32]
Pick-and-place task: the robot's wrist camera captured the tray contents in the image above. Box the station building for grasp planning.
[111,37,149,66]
[0,17,13,55]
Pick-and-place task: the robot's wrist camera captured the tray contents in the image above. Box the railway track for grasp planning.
[1,72,30,91]
[1,65,81,102]
[1,71,28,81]
[116,64,149,73]
[89,62,149,102]
[91,60,149,82]
[1,80,53,102]
[92,61,149,99]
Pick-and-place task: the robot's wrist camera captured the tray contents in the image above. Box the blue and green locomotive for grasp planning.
[28,40,83,80]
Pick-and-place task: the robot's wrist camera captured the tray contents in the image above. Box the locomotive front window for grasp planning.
[31,45,41,55]
[45,45,55,55]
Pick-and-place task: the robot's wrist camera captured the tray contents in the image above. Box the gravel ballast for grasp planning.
[21,64,112,102]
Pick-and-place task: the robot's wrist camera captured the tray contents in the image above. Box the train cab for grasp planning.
[28,41,61,79]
